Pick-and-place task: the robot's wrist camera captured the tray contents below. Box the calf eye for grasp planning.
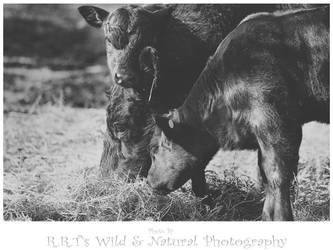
[113,122,125,133]
[112,122,128,139]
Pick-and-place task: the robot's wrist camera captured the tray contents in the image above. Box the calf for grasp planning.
[148,7,329,220]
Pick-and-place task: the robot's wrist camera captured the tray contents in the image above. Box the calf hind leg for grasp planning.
[256,125,301,221]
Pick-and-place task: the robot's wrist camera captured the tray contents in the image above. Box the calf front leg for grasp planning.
[191,168,208,197]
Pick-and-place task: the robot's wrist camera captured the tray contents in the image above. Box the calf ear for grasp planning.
[139,46,160,101]
[139,47,158,74]
[78,5,109,28]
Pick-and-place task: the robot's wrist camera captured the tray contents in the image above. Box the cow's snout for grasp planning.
[114,73,123,84]
[113,72,137,88]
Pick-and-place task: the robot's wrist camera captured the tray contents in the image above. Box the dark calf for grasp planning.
[148,7,329,220]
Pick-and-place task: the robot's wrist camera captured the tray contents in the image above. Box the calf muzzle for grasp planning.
[147,175,173,195]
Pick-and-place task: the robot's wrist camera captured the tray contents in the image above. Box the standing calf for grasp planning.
[148,7,329,221]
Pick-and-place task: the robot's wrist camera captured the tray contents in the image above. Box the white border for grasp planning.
[1,1,332,250]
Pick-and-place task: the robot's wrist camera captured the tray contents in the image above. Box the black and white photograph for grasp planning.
[1,1,331,248]
[2,1,330,221]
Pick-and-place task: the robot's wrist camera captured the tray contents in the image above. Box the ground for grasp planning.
[3,106,329,221]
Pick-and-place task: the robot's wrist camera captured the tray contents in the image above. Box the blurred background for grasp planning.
[4,4,121,112]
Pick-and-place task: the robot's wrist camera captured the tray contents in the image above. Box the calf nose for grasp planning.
[147,174,172,195]
[114,73,123,84]
[114,73,135,88]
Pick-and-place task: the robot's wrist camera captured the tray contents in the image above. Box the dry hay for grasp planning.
[3,106,330,221]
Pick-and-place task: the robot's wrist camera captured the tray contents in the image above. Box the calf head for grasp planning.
[79,5,172,93]
[147,110,218,194]
[102,85,154,179]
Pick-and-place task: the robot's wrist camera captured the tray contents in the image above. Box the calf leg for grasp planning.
[257,149,268,188]
[256,124,301,221]
[191,168,208,197]
[259,148,297,220]
[257,149,275,220]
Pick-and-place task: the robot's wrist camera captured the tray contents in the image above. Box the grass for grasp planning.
[4,65,111,113]
[293,159,330,221]
[3,105,330,221]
